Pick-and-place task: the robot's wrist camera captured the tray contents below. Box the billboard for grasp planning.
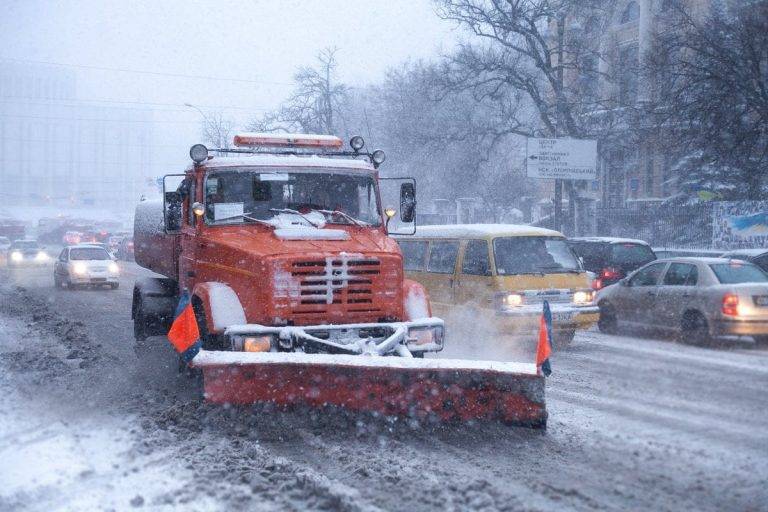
[712,201,768,249]
[526,138,597,180]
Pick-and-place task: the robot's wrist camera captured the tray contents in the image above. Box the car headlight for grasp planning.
[573,290,595,305]
[494,292,524,310]
[406,326,444,351]
[35,251,49,261]
[108,262,119,274]
[73,262,88,275]
[10,251,23,262]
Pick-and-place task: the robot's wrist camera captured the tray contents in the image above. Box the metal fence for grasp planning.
[594,204,714,249]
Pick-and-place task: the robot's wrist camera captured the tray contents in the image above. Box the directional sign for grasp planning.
[526,138,597,180]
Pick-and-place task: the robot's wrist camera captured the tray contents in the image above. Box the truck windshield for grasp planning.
[204,169,381,226]
[494,236,581,275]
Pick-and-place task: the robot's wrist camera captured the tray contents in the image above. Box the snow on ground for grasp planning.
[0,264,767,511]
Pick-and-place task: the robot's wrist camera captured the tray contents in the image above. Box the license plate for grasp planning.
[552,311,575,322]
[755,296,768,307]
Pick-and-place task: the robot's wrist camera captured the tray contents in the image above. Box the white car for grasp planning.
[54,245,120,289]
[597,257,768,345]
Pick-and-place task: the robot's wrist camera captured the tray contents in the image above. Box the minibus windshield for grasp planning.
[493,237,581,275]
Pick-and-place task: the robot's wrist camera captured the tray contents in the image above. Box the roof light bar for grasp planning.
[233,132,344,149]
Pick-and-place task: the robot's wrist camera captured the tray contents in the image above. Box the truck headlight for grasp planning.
[406,326,444,351]
[573,290,595,305]
[73,262,88,275]
[108,262,119,274]
[231,334,274,352]
[10,251,23,262]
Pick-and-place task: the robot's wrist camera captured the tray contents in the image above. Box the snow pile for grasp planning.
[267,211,351,241]
[193,350,538,375]
[208,282,247,330]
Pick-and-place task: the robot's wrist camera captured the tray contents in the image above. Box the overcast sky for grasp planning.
[1,1,457,172]
[2,0,454,123]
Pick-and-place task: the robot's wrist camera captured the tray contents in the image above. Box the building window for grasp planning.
[618,44,639,105]
[659,0,676,12]
[621,2,640,24]
[579,54,599,102]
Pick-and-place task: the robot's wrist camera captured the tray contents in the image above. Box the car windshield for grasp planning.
[204,169,381,226]
[11,241,38,250]
[611,243,656,266]
[70,248,111,260]
[710,262,768,284]
[494,236,581,275]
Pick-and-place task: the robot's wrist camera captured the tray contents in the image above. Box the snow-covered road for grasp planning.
[1,263,766,511]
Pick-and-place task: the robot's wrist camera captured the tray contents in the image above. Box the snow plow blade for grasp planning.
[192,352,546,427]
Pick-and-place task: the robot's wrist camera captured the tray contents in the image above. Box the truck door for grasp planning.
[175,175,197,292]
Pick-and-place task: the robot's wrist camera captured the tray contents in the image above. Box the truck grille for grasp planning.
[290,256,381,314]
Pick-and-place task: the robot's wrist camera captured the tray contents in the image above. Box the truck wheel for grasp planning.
[110,283,119,290]
[192,299,226,350]
[552,329,576,349]
[753,335,768,346]
[133,297,148,341]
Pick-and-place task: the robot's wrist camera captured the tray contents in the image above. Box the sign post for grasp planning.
[526,138,597,233]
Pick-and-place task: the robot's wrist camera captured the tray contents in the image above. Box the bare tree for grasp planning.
[432,0,626,231]
[646,3,768,200]
[201,111,235,150]
[250,47,349,135]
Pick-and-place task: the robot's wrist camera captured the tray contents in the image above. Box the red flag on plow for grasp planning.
[536,300,553,377]
[167,290,202,363]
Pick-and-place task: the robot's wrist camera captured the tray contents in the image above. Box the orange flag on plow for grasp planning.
[167,290,202,363]
[536,300,553,376]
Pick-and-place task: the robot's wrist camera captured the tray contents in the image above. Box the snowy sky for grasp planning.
[1,0,456,171]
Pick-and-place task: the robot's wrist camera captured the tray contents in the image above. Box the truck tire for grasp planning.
[754,335,768,346]
[132,278,178,343]
[192,298,227,351]
[133,296,148,341]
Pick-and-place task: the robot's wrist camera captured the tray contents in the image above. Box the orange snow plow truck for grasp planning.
[132,133,546,426]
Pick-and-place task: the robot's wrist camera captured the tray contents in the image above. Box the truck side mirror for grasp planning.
[400,182,416,223]
[164,191,183,233]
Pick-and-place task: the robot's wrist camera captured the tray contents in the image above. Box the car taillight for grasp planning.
[600,267,621,280]
[591,278,604,290]
[722,293,740,316]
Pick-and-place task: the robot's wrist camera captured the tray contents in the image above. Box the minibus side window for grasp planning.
[398,240,428,271]
[428,241,459,274]
[462,240,491,276]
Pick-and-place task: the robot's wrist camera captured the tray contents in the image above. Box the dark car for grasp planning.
[720,249,768,273]
[568,237,657,290]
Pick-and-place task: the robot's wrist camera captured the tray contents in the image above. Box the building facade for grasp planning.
[0,62,154,220]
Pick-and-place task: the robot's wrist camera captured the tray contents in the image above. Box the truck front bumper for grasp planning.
[224,317,445,356]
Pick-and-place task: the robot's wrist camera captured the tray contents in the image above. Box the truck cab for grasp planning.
[132,134,443,359]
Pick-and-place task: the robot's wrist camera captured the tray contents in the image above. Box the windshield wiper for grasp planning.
[214,212,274,226]
[269,208,321,227]
[315,209,369,226]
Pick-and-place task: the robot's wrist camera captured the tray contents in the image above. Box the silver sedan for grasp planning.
[597,257,768,344]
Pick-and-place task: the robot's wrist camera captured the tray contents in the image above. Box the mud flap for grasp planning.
[192,352,546,427]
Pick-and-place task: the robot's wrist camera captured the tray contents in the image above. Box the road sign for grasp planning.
[526,138,597,180]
